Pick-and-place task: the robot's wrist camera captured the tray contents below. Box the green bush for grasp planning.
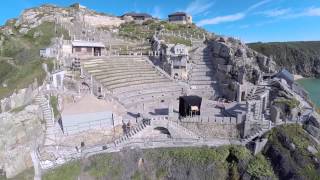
[0,20,69,100]
[43,161,81,180]
[50,96,60,119]
[85,153,122,178]
[274,98,300,109]
[247,154,275,178]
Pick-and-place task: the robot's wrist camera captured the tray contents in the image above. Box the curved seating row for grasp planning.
[83,57,184,107]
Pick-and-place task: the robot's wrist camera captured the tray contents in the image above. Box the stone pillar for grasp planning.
[253,138,268,155]
[242,115,251,138]
[237,83,242,102]
[90,75,93,95]
[168,100,174,118]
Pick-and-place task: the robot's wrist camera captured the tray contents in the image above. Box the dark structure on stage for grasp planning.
[179,96,202,117]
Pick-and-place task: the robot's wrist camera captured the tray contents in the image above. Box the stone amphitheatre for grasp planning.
[0,3,317,178]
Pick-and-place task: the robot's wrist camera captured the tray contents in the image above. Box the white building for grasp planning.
[168,12,192,24]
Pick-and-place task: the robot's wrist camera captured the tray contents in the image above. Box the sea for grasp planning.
[296,78,320,107]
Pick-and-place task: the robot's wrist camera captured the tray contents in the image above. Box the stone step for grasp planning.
[194,61,214,65]
[193,64,214,69]
[190,76,214,81]
[190,80,216,85]
[191,68,214,72]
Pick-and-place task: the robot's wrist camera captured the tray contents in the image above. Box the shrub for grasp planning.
[247,154,275,178]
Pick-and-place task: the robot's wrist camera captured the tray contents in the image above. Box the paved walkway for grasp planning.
[31,150,42,180]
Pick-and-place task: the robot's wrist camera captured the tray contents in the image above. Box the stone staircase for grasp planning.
[242,127,269,144]
[188,44,216,98]
[114,122,150,146]
[247,86,265,101]
[242,120,273,144]
[151,118,201,139]
[35,94,58,146]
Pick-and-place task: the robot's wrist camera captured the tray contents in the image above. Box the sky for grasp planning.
[1,0,320,42]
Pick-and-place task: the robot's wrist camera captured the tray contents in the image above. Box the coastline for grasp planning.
[294,74,304,80]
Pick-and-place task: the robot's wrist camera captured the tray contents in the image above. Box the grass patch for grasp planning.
[85,153,122,179]
[131,171,143,180]
[247,154,275,178]
[10,104,28,113]
[118,20,205,45]
[24,22,70,47]
[50,96,59,119]
[163,36,192,46]
[43,161,81,180]
[0,21,69,100]
[0,60,17,84]
[146,146,233,165]
[155,168,167,179]
[274,97,300,109]
[0,60,46,99]
[228,145,251,160]
[0,87,12,100]
[302,164,320,180]
[280,124,310,149]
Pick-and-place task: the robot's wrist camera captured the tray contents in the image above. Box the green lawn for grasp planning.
[42,161,81,180]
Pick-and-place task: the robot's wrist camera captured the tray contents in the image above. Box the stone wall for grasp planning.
[181,116,239,124]
[0,105,44,178]
[180,122,240,138]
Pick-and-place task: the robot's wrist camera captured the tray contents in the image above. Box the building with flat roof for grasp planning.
[121,12,153,23]
[168,12,192,24]
[71,41,105,57]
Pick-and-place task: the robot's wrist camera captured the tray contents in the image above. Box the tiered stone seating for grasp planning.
[189,45,216,97]
[83,56,183,107]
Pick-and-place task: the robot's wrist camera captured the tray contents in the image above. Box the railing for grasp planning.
[181,116,239,124]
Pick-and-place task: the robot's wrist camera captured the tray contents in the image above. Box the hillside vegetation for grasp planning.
[37,145,276,180]
[8,125,312,180]
[248,41,320,77]
[119,20,206,46]
[0,21,67,99]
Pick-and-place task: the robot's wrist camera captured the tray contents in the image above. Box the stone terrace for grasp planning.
[83,56,185,108]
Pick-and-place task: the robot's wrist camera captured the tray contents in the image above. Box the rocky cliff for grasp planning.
[205,36,277,100]
[0,105,44,178]
[13,4,123,34]
[34,125,319,180]
[248,41,320,77]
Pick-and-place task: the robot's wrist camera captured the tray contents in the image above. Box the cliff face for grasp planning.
[8,4,124,35]
[38,125,320,180]
[205,36,277,99]
[0,105,44,178]
[248,41,320,77]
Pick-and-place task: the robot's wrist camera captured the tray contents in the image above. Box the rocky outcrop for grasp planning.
[0,79,39,113]
[304,114,320,140]
[0,105,44,178]
[206,36,277,100]
[263,125,320,180]
[12,4,124,34]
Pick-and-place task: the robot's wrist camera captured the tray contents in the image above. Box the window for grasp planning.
[87,47,92,53]
[75,47,81,52]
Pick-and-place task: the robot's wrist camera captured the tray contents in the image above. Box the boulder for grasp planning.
[235,48,244,57]
[270,106,282,124]
[0,105,44,178]
[219,44,231,58]
[304,124,320,140]
[308,115,320,128]
[307,146,318,155]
